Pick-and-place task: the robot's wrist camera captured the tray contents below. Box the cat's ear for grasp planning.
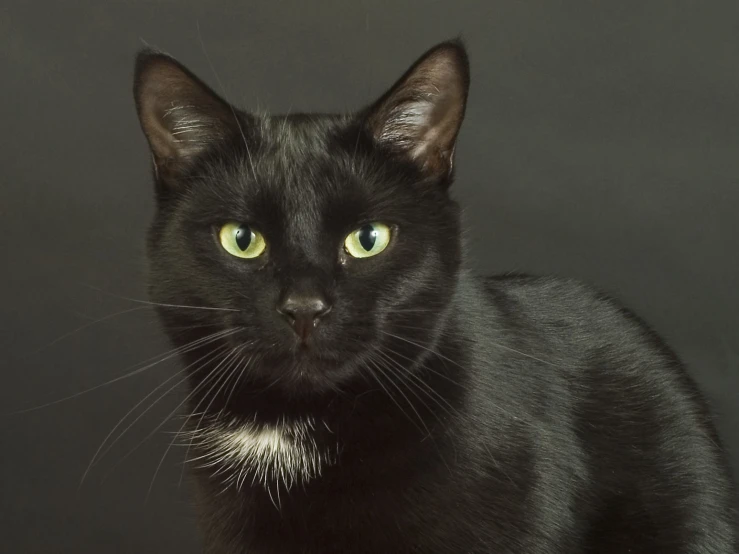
[365,40,469,179]
[133,49,238,182]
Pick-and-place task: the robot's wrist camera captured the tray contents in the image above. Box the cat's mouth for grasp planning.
[225,316,371,358]
[212,317,378,398]
[263,345,353,373]
[227,334,349,361]
[224,331,360,378]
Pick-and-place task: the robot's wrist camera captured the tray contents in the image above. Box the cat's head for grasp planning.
[134,41,469,408]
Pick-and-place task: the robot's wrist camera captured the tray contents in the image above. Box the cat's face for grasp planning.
[135,42,469,409]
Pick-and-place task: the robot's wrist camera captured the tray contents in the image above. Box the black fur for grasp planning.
[133,41,738,553]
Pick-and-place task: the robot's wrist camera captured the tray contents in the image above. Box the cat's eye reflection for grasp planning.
[344,223,391,258]
[219,222,267,259]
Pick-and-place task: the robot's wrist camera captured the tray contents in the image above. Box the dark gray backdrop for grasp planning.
[1,1,737,552]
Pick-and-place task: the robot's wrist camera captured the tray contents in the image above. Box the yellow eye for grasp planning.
[219,222,266,259]
[344,223,391,258]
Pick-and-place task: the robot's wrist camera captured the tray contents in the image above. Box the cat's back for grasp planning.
[482,272,648,336]
[467,273,737,550]
[479,272,684,372]
[474,272,710,424]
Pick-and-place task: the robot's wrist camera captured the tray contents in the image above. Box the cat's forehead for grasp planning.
[195,114,383,234]
[259,113,349,148]
[254,115,355,198]
[250,113,355,173]
[193,112,421,239]
[245,115,380,198]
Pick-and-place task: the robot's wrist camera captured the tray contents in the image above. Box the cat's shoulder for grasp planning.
[477,272,654,337]
[480,271,615,310]
[470,272,683,374]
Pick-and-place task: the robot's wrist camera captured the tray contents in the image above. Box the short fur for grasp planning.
[133,41,738,553]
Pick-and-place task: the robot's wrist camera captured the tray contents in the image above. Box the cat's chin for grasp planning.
[268,353,356,392]
[227,344,361,397]
[212,352,358,424]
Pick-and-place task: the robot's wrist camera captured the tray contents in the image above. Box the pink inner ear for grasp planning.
[411,88,465,164]
[135,55,235,178]
[367,45,468,176]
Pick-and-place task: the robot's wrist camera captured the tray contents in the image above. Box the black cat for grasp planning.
[133,40,737,553]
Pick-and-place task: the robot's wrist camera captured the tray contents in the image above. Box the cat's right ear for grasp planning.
[133,49,238,184]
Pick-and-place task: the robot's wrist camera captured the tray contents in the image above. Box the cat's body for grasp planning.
[186,273,736,554]
[133,41,737,553]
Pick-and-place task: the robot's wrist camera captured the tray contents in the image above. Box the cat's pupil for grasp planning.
[358,225,377,251]
[235,225,252,251]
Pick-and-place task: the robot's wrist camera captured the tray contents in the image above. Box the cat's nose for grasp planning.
[277,292,331,342]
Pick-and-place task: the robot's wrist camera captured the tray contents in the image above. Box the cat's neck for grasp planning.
[184,414,332,491]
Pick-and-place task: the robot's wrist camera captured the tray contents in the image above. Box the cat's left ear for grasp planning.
[365,40,470,180]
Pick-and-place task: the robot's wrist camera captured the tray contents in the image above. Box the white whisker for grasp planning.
[79,342,232,486]
[145,347,243,499]
[82,284,241,312]
[10,327,238,416]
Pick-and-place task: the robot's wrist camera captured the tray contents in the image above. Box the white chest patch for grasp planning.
[190,416,333,491]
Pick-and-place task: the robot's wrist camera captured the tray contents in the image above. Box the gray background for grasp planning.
[1,1,737,552]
